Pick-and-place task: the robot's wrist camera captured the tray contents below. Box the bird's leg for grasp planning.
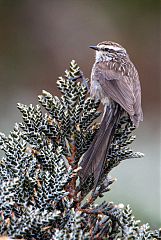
[79,70,90,91]
[69,70,89,91]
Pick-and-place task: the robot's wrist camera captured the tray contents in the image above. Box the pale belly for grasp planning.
[90,79,110,105]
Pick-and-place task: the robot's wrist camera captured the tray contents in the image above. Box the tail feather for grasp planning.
[79,103,122,189]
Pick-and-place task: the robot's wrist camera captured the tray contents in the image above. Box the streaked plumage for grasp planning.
[79,41,143,189]
[91,41,143,126]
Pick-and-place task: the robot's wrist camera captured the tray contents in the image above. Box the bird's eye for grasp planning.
[106,48,114,53]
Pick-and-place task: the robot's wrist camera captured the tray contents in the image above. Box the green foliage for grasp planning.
[0,60,160,239]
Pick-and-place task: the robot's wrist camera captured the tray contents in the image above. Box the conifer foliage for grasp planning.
[0,61,160,239]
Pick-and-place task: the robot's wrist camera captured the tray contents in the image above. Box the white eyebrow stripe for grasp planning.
[101,45,125,52]
[106,45,123,51]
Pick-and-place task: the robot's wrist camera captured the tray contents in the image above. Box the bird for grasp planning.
[79,41,143,190]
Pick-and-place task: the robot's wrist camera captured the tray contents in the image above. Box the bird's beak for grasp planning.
[89,45,99,51]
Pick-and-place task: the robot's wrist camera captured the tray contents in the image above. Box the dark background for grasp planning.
[0,0,160,227]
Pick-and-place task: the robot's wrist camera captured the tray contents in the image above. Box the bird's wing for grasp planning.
[94,63,135,117]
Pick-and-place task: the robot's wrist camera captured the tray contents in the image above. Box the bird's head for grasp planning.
[89,41,128,62]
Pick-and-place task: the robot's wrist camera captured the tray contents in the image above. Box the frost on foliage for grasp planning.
[0,60,160,239]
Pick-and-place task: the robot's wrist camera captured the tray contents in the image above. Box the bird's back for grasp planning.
[90,58,143,127]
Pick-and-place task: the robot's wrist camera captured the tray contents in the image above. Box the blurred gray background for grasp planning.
[0,0,160,228]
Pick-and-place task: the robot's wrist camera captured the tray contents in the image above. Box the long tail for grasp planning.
[79,103,122,189]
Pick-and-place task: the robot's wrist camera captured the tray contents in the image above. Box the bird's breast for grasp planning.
[90,72,110,105]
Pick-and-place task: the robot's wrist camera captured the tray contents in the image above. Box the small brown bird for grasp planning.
[79,41,143,189]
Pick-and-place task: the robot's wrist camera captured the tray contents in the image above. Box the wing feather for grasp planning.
[93,63,136,117]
